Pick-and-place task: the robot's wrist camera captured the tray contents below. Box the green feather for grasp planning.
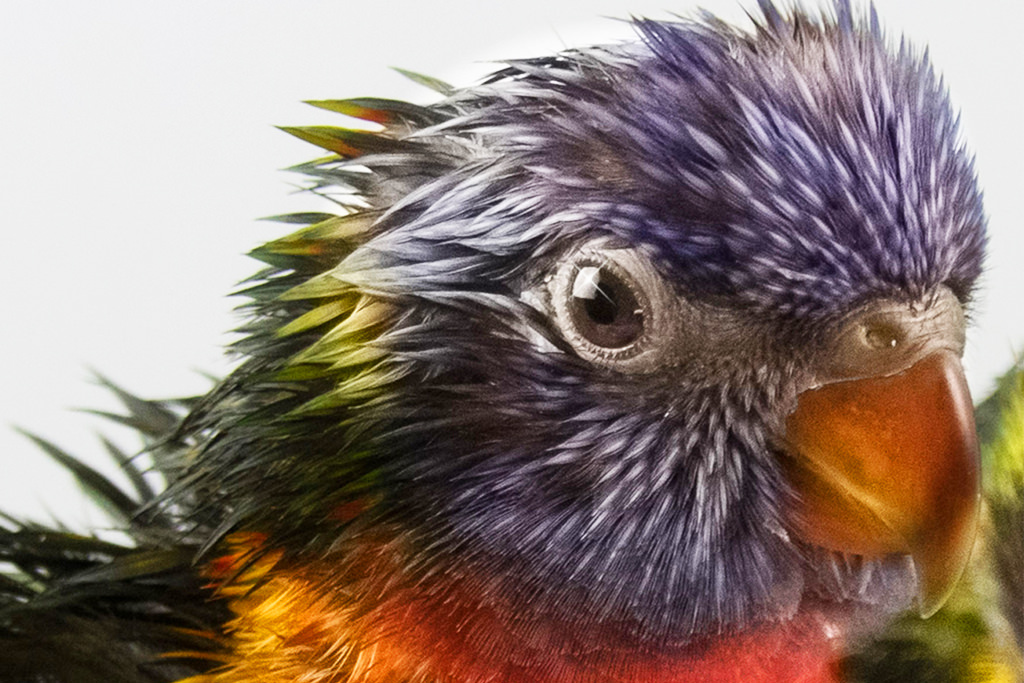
[277,125,412,158]
[391,67,455,95]
[305,98,444,128]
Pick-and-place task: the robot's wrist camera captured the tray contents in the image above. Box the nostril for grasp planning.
[861,322,902,351]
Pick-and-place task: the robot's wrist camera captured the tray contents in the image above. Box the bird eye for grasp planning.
[548,245,670,368]
[569,265,644,348]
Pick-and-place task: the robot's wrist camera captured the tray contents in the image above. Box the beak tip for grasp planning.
[913,503,981,618]
[916,569,959,618]
[916,585,950,619]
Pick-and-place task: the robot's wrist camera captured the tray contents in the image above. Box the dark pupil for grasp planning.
[570,266,643,349]
[584,293,618,325]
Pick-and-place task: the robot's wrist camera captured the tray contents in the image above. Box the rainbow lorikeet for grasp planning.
[1,2,1021,682]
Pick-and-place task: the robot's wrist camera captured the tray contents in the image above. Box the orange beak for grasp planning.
[783,351,981,616]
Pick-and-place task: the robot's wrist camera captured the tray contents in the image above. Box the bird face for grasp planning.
[332,11,986,644]
[200,1,987,668]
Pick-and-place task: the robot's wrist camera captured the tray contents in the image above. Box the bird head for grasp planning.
[187,0,986,667]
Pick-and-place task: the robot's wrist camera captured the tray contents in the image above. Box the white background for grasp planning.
[1,1,1021,528]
